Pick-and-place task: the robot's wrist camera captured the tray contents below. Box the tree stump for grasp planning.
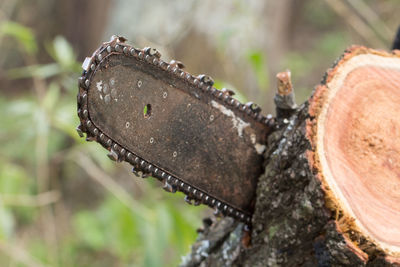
[181,46,400,267]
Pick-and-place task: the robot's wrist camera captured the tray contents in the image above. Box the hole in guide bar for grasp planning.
[143,104,152,118]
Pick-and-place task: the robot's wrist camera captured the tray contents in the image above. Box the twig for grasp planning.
[73,152,151,220]
[0,240,48,267]
[0,191,60,207]
[344,0,392,45]
[324,0,386,48]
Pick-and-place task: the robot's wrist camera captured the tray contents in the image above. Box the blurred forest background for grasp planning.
[0,0,399,266]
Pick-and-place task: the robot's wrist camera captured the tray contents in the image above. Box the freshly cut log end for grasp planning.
[307,46,400,262]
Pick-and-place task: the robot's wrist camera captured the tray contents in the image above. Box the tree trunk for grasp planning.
[180,47,400,267]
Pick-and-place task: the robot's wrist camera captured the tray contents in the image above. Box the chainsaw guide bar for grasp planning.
[77,36,274,223]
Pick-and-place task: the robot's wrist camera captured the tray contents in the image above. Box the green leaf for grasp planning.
[43,82,61,112]
[51,36,77,70]
[0,21,37,55]
[73,210,106,250]
[7,63,62,79]
[0,162,29,194]
[0,201,15,239]
[246,50,269,92]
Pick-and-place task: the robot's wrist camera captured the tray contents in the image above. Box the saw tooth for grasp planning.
[132,167,139,177]
[184,195,194,205]
[213,208,222,217]
[144,47,161,58]
[115,44,122,52]
[169,60,185,69]
[106,45,113,53]
[76,125,84,137]
[107,149,119,161]
[84,79,90,88]
[132,167,147,178]
[245,101,262,113]
[197,74,214,86]
[221,88,235,96]
[109,35,126,43]
[86,135,96,142]
[162,182,177,193]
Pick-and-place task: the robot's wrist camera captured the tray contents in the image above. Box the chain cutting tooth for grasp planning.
[107,149,119,161]
[245,102,261,113]
[169,60,185,69]
[197,74,214,86]
[214,208,222,217]
[144,47,161,58]
[132,167,145,178]
[163,181,177,193]
[221,88,235,96]
[184,195,194,205]
[109,35,127,43]
[86,135,96,142]
[76,125,84,137]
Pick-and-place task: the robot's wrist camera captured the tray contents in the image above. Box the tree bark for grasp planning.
[181,47,400,267]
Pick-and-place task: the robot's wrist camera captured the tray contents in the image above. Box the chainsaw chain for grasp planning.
[76,36,275,224]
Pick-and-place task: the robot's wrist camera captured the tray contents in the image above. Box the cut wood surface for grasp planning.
[182,47,400,266]
[309,47,400,258]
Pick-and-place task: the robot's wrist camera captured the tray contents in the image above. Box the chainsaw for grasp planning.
[76,36,287,224]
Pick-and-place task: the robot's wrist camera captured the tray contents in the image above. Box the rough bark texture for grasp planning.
[180,47,400,267]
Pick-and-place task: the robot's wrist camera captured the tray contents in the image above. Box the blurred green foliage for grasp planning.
[0,21,203,267]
